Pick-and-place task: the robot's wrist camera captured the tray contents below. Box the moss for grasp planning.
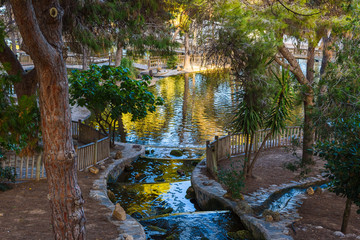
[228,230,253,240]
[170,149,183,157]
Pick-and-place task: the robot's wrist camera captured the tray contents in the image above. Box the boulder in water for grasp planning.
[170,149,183,157]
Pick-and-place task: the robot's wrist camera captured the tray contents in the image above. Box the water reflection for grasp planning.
[122,72,235,148]
[108,158,198,218]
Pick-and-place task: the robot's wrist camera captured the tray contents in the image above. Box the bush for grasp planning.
[218,159,244,199]
[0,165,16,183]
[166,55,178,69]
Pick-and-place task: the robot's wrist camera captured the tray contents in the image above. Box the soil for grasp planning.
[0,158,118,240]
[218,148,360,239]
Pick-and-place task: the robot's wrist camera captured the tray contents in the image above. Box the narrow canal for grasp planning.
[108,72,245,239]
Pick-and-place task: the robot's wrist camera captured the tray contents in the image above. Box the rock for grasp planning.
[145,150,150,154]
[315,226,323,229]
[265,215,274,222]
[263,209,280,222]
[89,166,99,175]
[346,234,357,238]
[177,169,185,176]
[155,177,165,182]
[148,225,167,232]
[151,149,155,153]
[202,181,212,186]
[115,151,122,159]
[112,203,126,221]
[283,229,289,235]
[100,165,106,170]
[236,201,253,214]
[333,231,345,238]
[130,212,142,219]
[306,187,314,195]
[223,192,233,199]
[107,190,116,203]
[132,144,142,151]
[135,173,146,181]
[0,213,3,217]
[124,165,134,172]
[170,149,183,157]
[119,234,133,240]
[315,187,323,195]
[227,230,253,240]
[186,186,195,199]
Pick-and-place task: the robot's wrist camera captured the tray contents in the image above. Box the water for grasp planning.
[121,72,235,148]
[108,157,244,239]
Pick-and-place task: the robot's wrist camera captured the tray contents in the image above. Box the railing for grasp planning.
[206,126,303,177]
[0,120,110,180]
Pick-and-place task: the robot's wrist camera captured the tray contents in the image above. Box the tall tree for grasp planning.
[209,0,352,169]
[9,1,85,238]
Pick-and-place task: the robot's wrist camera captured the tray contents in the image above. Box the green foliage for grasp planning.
[315,36,360,140]
[69,64,163,142]
[0,166,16,183]
[315,115,360,214]
[166,55,179,69]
[0,75,40,156]
[120,57,139,79]
[218,159,245,199]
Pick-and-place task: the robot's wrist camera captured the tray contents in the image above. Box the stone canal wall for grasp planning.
[191,159,293,240]
[90,143,146,240]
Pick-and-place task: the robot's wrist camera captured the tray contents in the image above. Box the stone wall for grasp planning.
[191,159,293,240]
[90,143,146,240]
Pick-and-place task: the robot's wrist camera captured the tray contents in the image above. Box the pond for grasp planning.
[121,72,236,149]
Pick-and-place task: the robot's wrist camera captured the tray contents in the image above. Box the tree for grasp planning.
[207,0,352,170]
[69,64,163,145]
[315,115,360,234]
[8,1,86,238]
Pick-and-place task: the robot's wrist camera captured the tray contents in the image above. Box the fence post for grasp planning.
[94,141,98,165]
[35,154,42,181]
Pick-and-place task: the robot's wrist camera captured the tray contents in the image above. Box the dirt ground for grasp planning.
[0,159,118,240]
[218,148,360,239]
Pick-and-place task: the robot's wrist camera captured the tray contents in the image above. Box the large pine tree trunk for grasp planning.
[115,41,123,67]
[184,32,191,71]
[11,1,86,239]
[341,199,352,234]
[302,46,315,165]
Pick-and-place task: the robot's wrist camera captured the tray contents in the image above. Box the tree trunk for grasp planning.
[302,46,315,165]
[82,46,89,70]
[118,115,127,143]
[11,1,86,239]
[115,41,123,67]
[341,199,352,234]
[320,33,333,77]
[171,27,180,42]
[184,32,191,71]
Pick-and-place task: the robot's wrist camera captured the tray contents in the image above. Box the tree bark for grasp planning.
[302,45,315,165]
[82,45,89,70]
[341,199,352,234]
[184,32,191,71]
[11,1,86,239]
[277,44,315,166]
[320,34,333,77]
[115,41,123,67]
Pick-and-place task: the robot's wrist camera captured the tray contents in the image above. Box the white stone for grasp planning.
[315,226,323,229]
[346,234,357,238]
[356,236,360,239]
[333,231,345,238]
[283,229,289,235]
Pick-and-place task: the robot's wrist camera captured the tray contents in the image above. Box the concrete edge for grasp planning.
[191,159,293,240]
[90,143,146,240]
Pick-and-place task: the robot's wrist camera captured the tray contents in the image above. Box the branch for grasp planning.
[10,0,56,64]
[277,45,309,86]
[276,0,321,17]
